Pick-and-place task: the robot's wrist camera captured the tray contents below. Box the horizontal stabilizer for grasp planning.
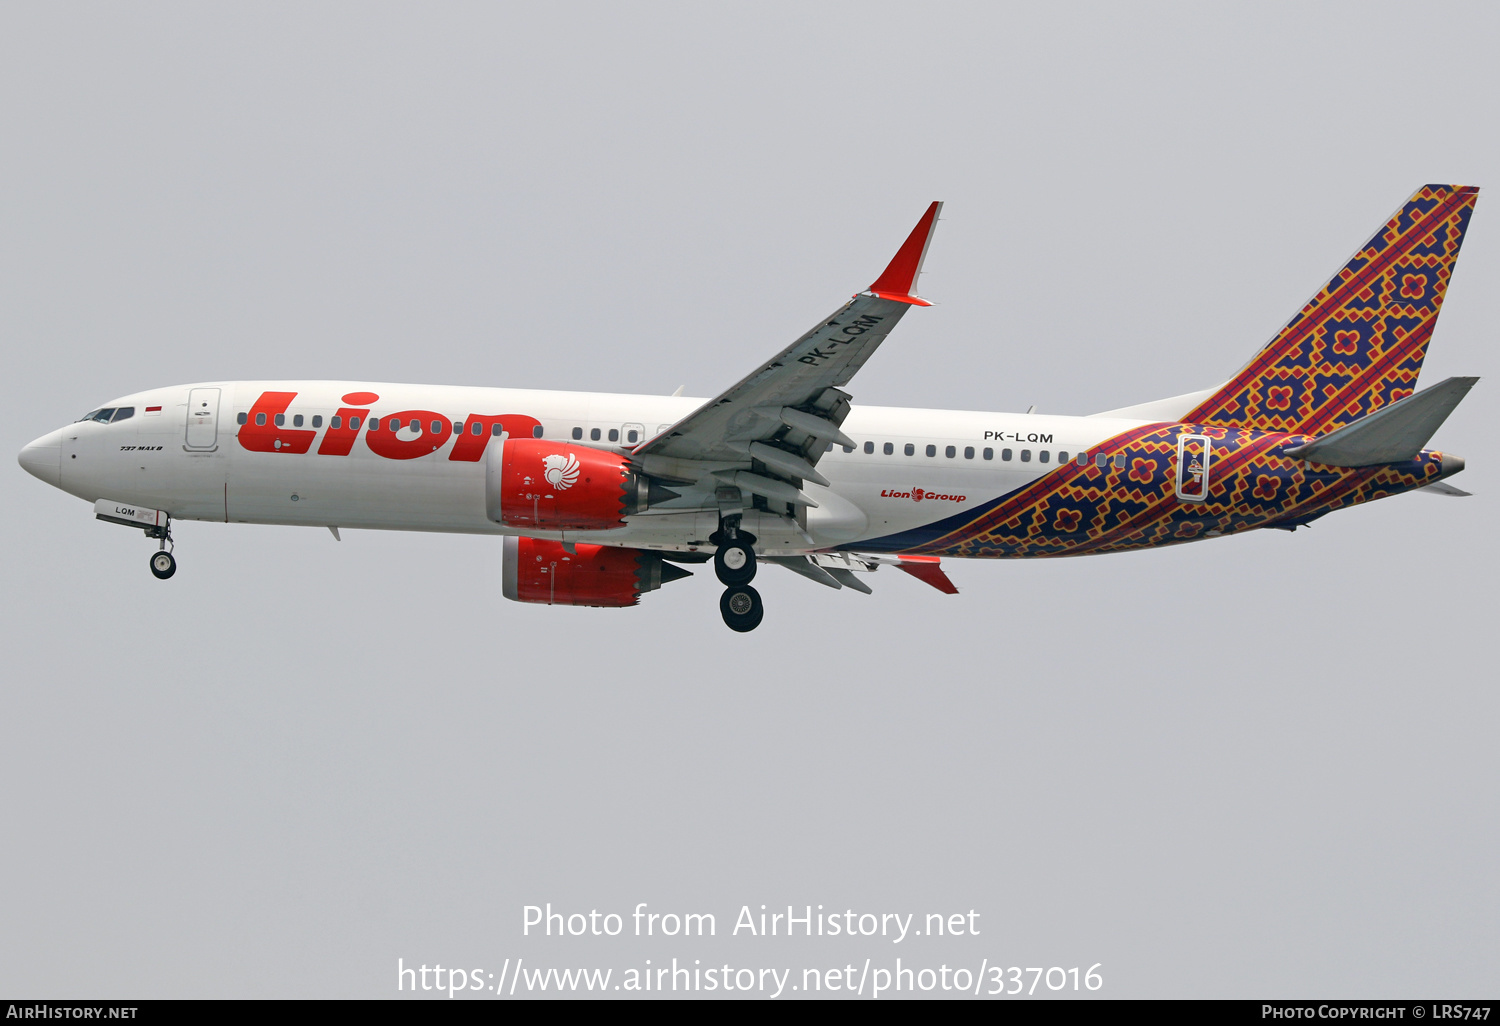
[1419,480,1472,497]
[1283,376,1478,467]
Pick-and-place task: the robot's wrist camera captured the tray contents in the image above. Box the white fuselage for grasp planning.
[27,381,1152,556]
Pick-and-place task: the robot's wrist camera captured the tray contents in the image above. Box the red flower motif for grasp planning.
[1054,508,1082,533]
[1400,273,1427,299]
[1174,521,1201,539]
[1266,385,1294,411]
[1331,330,1360,356]
[1128,457,1155,484]
[1253,474,1281,501]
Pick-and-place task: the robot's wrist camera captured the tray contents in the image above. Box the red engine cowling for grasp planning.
[502,537,692,607]
[487,439,676,530]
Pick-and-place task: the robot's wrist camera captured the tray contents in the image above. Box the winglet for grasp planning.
[867,201,942,306]
[894,554,959,594]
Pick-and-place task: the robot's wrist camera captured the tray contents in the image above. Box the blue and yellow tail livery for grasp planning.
[1185,184,1478,434]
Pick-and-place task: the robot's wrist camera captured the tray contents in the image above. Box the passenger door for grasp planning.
[185,388,220,451]
[1175,434,1212,502]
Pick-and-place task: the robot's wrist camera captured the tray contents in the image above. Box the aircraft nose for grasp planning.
[18,428,63,488]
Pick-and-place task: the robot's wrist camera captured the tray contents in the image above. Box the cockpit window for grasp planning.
[90,408,116,424]
[110,407,134,423]
[77,410,101,422]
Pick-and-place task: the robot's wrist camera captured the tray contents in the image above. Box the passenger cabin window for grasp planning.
[1114,454,1126,469]
[349,417,361,430]
[883,442,894,455]
[945,445,956,458]
[292,414,304,427]
[312,415,323,428]
[237,412,248,425]
[1039,451,1050,463]
[628,429,639,443]
[330,416,341,429]
[964,446,974,459]
[409,419,420,432]
[983,447,993,460]
[591,428,601,441]
[431,420,443,434]
[533,425,544,438]
[1001,448,1012,461]
[1058,450,1068,462]
[904,443,915,456]
[925,444,936,457]
[842,444,854,453]
[1020,449,1032,462]
[274,414,284,427]
[1095,454,1108,468]
[572,427,583,440]
[255,413,267,426]
[369,418,380,430]
[1076,452,1088,465]
[491,424,503,436]
[608,428,619,442]
[864,441,874,454]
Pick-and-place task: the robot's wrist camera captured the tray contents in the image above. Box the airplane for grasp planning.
[18,185,1480,632]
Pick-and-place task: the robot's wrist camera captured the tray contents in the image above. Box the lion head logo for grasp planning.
[911,487,925,502]
[542,453,581,491]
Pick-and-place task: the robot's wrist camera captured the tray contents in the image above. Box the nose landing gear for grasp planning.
[146,517,176,580]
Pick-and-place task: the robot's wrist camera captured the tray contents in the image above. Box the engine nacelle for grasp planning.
[501,537,691,607]
[486,439,676,530]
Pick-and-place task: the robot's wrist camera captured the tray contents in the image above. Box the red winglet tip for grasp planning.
[867,201,942,303]
[895,557,959,595]
[870,291,933,307]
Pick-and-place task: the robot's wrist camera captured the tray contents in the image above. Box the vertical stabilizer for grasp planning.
[1185,185,1478,434]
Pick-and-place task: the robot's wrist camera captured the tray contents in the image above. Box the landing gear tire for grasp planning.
[714,540,756,585]
[719,585,764,633]
[149,551,177,580]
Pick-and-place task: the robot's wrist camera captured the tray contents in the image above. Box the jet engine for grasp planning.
[501,537,692,607]
[486,439,678,530]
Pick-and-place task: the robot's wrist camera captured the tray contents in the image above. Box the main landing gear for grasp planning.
[712,515,762,631]
[719,585,763,633]
[146,518,176,580]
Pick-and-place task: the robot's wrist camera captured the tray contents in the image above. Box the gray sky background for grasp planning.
[2,1,1496,999]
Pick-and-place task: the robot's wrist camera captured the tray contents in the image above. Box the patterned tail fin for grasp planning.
[1184,184,1479,435]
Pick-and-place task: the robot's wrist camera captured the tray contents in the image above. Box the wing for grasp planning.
[632,203,942,495]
